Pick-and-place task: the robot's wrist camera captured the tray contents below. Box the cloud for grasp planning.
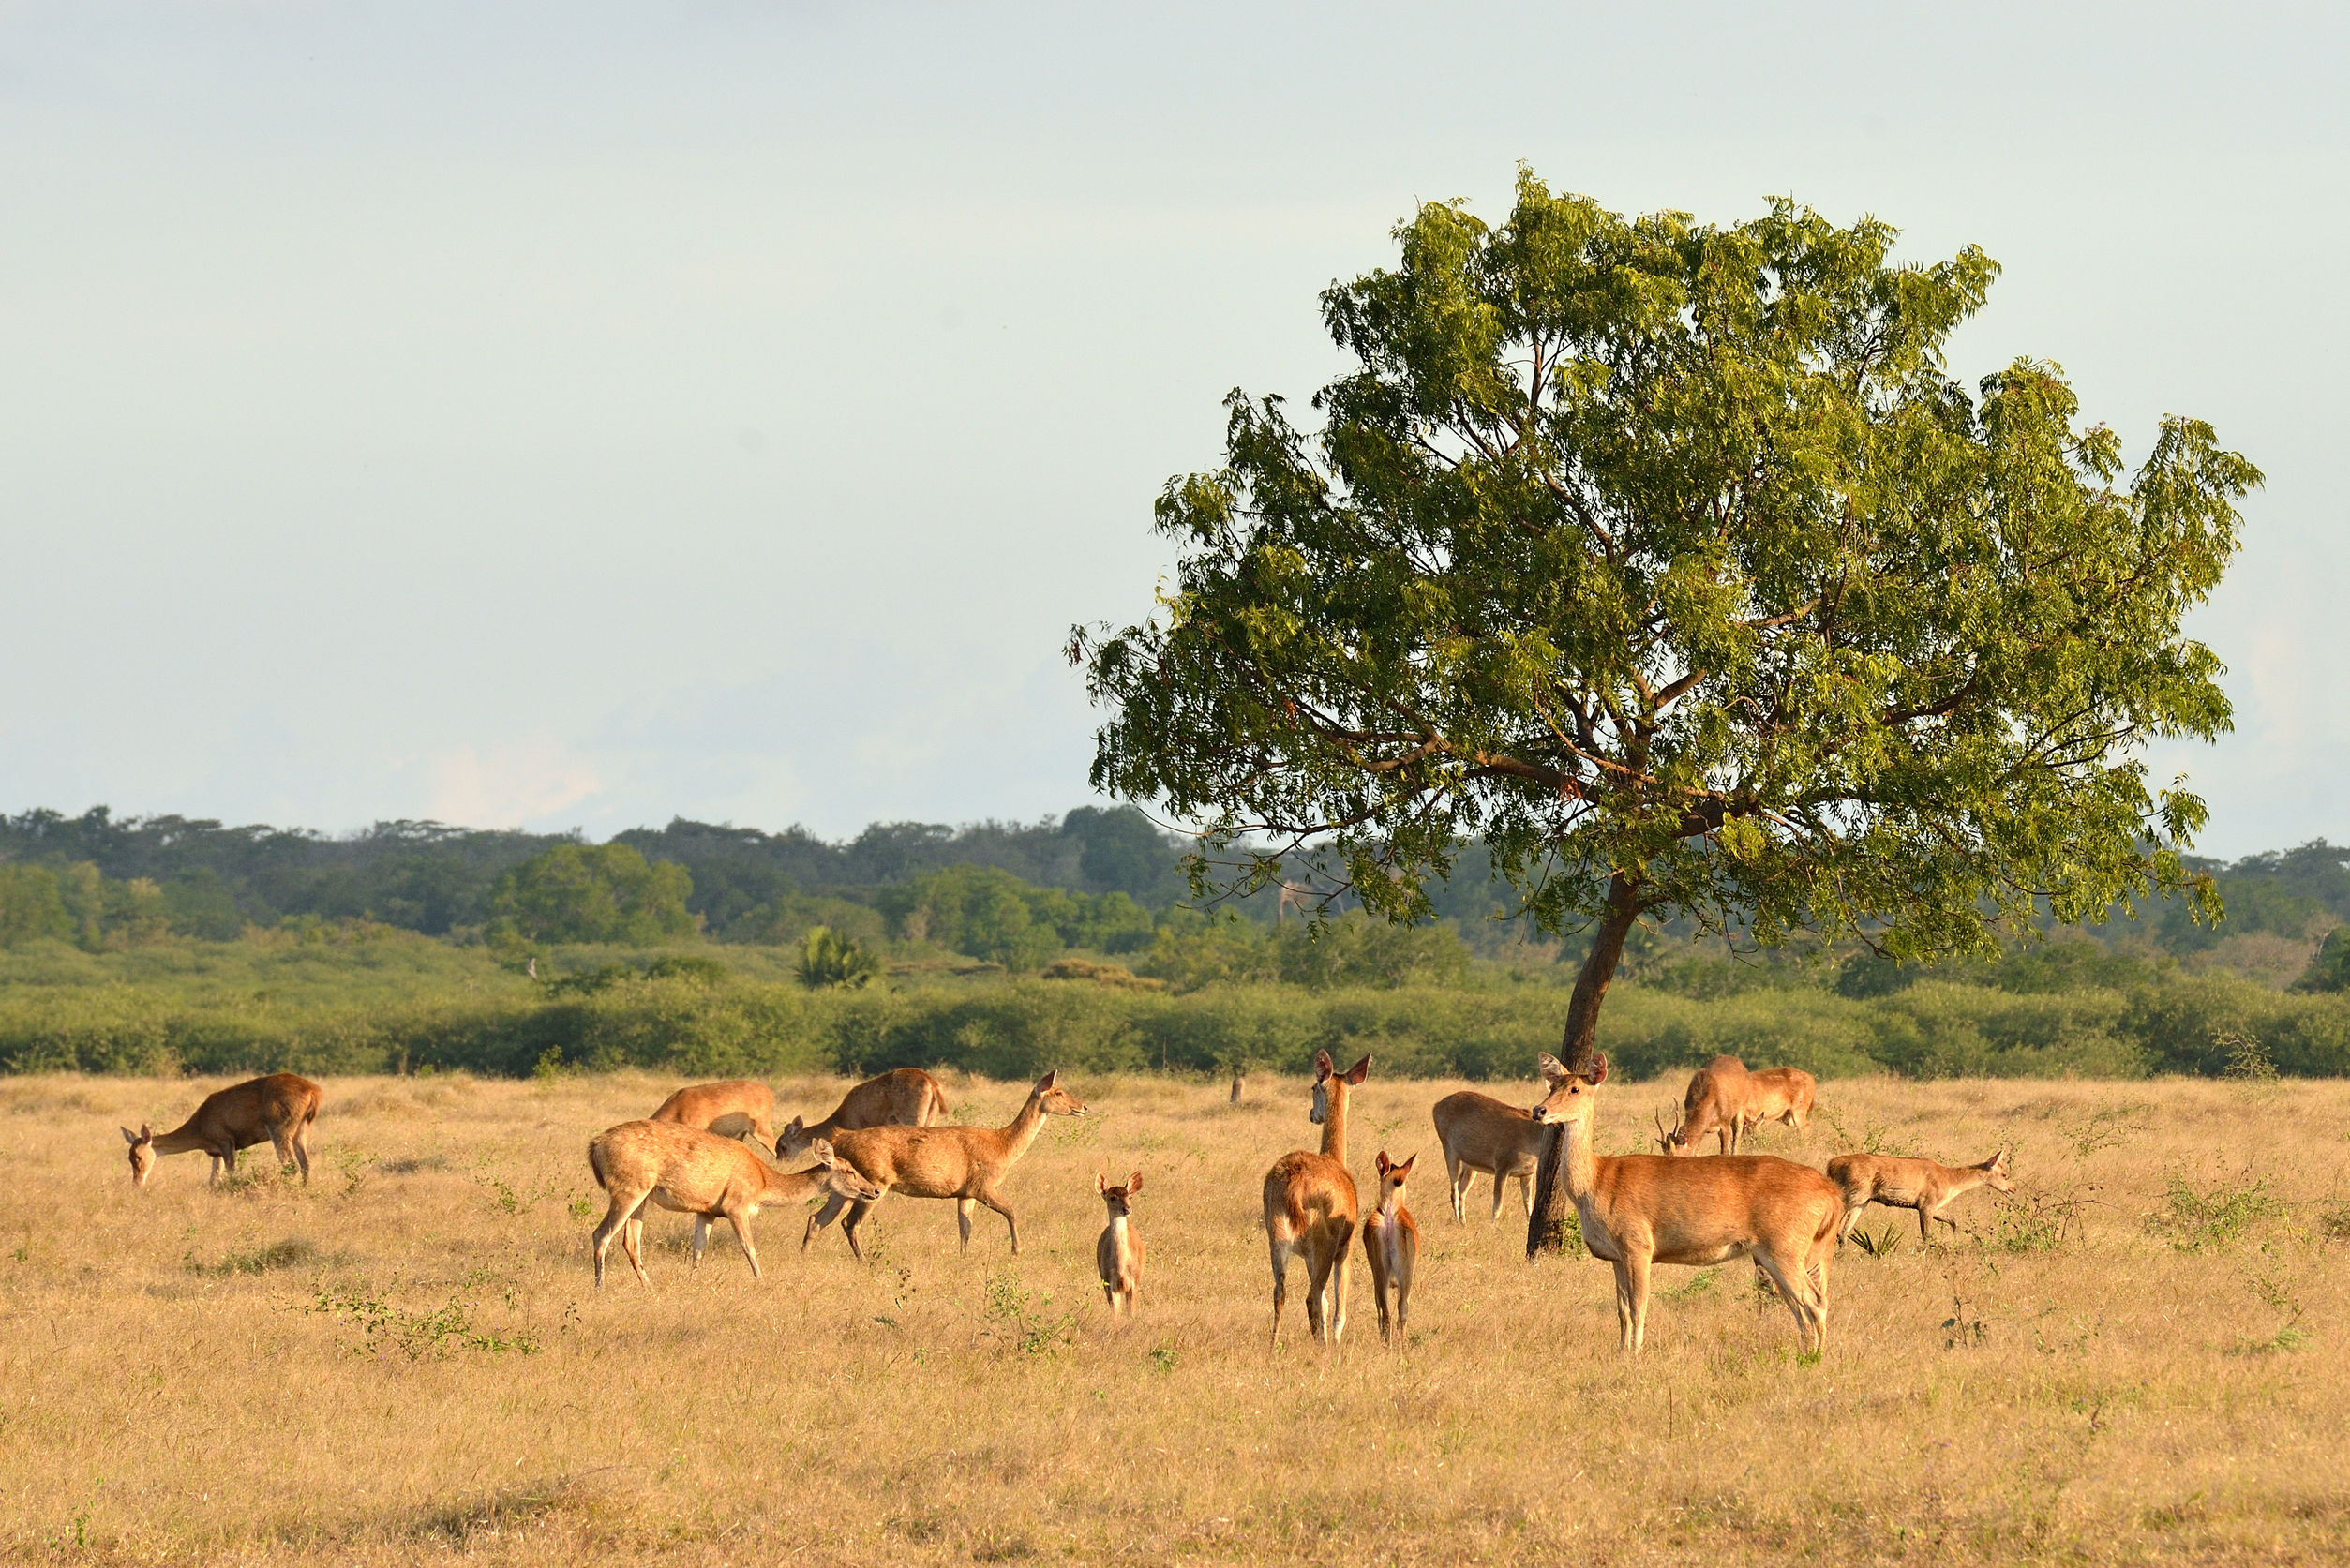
[427,741,603,830]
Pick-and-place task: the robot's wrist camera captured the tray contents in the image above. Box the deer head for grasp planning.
[1310,1051,1370,1125]
[1373,1150,1415,1210]
[1033,1068,1088,1117]
[771,1114,816,1161]
[1531,1054,1608,1127]
[1097,1170,1142,1217]
[803,1138,885,1204]
[1982,1148,2013,1193]
[121,1124,156,1187]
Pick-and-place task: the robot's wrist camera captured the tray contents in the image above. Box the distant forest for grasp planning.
[6,803,2350,978]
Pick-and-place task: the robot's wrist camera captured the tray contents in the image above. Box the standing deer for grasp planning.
[1263,1050,1369,1348]
[772,1068,950,1162]
[1361,1150,1419,1348]
[1532,1054,1842,1353]
[1736,1068,1817,1144]
[1431,1053,1573,1221]
[650,1080,779,1155]
[802,1069,1086,1258]
[587,1121,883,1288]
[1828,1149,2011,1247]
[1095,1171,1145,1315]
[122,1073,322,1187]
[1658,1055,1752,1155]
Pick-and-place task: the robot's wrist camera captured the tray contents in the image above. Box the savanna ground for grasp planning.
[3,1068,2347,1565]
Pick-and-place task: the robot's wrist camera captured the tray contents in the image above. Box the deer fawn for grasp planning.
[123,1073,322,1187]
[1095,1171,1144,1315]
[650,1080,779,1155]
[587,1121,882,1288]
[1362,1151,1419,1347]
[802,1070,1086,1258]
[1431,1053,1572,1221]
[1263,1050,1368,1348]
[1828,1149,2011,1247]
[1533,1054,1842,1353]
[772,1068,950,1162]
[1657,1055,1750,1155]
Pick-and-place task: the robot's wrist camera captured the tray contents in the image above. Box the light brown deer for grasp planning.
[801,1069,1086,1258]
[1828,1149,2012,1247]
[1361,1150,1419,1348]
[1095,1171,1144,1315]
[1737,1067,1817,1144]
[1659,1055,1750,1155]
[586,1120,882,1288]
[1263,1050,1369,1348]
[122,1073,322,1187]
[772,1068,950,1161]
[1532,1054,1842,1353]
[649,1080,778,1154]
[1431,1052,1572,1221]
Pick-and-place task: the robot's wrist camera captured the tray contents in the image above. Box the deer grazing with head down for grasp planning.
[1737,1067,1817,1144]
[1828,1148,2011,1247]
[802,1069,1086,1258]
[650,1080,780,1155]
[1533,1053,1842,1353]
[1095,1171,1144,1315]
[771,1068,950,1162]
[1431,1053,1573,1221]
[1263,1050,1369,1348]
[587,1121,883,1288]
[1361,1150,1419,1347]
[1656,1055,1751,1155]
[123,1073,322,1188]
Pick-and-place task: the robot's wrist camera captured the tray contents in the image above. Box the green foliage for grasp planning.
[2148,1175,2285,1252]
[980,1270,1076,1357]
[296,1275,543,1359]
[0,865,71,948]
[877,865,1154,970]
[1080,167,2256,982]
[489,844,696,946]
[799,926,882,990]
[2293,926,2350,993]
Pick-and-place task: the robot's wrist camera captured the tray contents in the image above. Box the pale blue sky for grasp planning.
[1,2,2341,856]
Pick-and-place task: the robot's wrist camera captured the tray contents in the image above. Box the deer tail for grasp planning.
[588,1135,612,1193]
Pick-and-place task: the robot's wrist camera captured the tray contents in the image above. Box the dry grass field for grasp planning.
[4,1066,2348,1566]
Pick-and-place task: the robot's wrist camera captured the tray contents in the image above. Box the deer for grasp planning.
[1431,1052,1573,1221]
[649,1080,779,1154]
[1532,1053,1842,1353]
[1095,1171,1145,1315]
[1736,1067,1817,1145]
[1657,1055,1752,1155]
[123,1073,322,1187]
[1827,1149,2012,1247]
[1263,1050,1369,1349]
[772,1068,950,1162]
[801,1069,1086,1258]
[1361,1150,1419,1348]
[586,1120,883,1288]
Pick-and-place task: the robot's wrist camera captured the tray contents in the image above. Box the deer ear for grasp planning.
[1312,1050,1334,1080]
[1128,1172,1142,1195]
[1586,1055,1609,1086]
[121,1126,140,1145]
[784,1116,804,1135]
[1396,1153,1416,1176]
[139,1123,152,1140]
[1375,1151,1391,1175]
[1537,1053,1569,1082]
[1097,1171,1109,1193]
[1038,1069,1060,1091]
[1342,1053,1370,1085]
[807,1139,834,1164]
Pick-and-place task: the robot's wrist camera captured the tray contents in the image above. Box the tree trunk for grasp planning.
[1526,871,1643,1257]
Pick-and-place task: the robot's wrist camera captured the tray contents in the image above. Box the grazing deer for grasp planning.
[1362,1151,1419,1347]
[650,1080,779,1155]
[1431,1053,1573,1221]
[122,1073,322,1188]
[1532,1054,1842,1353]
[772,1068,950,1161]
[1737,1068,1817,1144]
[587,1121,882,1288]
[1095,1171,1145,1315]
[1828,1149,2012,1247]
[1263,1050,1369,1348]
[802,1070,1086,1258]
[1659,1055,1752,1155]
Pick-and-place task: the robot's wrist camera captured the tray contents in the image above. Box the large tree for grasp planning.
[1074,171,2259,1252]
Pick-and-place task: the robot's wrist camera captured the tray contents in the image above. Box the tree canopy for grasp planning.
[1076,171,2259,1247]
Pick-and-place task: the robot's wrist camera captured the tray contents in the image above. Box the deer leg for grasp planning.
[955,1198,976,1252]
[292,1122,312,1185]
[1917,1204,1936,1248]
[727,1212,761,1279]
[1488,1170,1506,1221]
[1519,1170,1534,1217]
[270,1129,295,1180]
[623,1215,649,1288]
[1302,1236,1332,1344]
[802,1192,846,1252]
[977,1189,1019,1253]
[1365,1244,1390,1345]
[839,1199,876,1262]
[1609,1260,1637,1351]
[1267,1233,1292,1349]
[691,1215,711,1270]
[1443,1156,1463,1223]
[591,1192,637,1289]
[1395,1257,1411,1342]
[1328,1223,1355,1346]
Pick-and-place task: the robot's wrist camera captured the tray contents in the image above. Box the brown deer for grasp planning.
[1532,1054,1842,1353]
[122,1073,322,1187]
[1828,1149,2012,1247]
[586,1120,883,1288]
[1095,1171,1144,1315]
[1361,1150,1419,1348]
[1736,1067,1817,1144]
[772,1068,950,1161]
[1431,1053,1573,1221]
[1658,1055,1751,1155]
[649,1080,778,1154]
[801,1069,1087,1258]
[1263,1050,1369,1348]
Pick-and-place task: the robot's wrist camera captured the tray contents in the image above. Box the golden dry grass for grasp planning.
[4,1067,2349,1565]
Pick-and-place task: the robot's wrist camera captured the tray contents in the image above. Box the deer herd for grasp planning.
[119,1049,2015,1357]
